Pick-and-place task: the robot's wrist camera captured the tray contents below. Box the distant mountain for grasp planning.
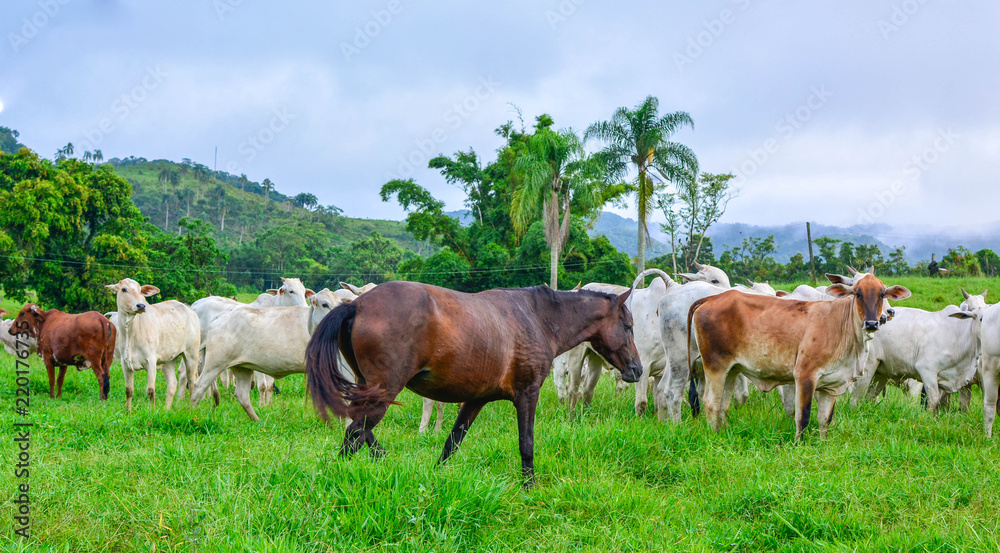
[589,212,999,263]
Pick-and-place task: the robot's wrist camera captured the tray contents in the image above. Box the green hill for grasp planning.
[111,156,430,254]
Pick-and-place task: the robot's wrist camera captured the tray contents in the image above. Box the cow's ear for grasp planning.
[776,290,790,297]
[678,272,697,283]
[266,289,278,296]
[826,284,854,298]
[281,277,289,283]
[616,288,632,307]
[884,285,911,301]
[0,309,6,318]
[105,283,119,290]
[950,311,976,320]
[304,289,316,299]
[572,281,582,291]
[140,285,160,297]
[826,273,852,285]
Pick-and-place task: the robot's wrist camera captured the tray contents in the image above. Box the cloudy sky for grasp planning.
[1,1,997,232]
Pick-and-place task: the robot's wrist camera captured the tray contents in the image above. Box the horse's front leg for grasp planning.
[439,399,488,464]
[514,388,541,488]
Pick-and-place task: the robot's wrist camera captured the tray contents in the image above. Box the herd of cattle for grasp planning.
[2,265,1000,440]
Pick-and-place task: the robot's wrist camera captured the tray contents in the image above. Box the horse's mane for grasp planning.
[511,285,617,308]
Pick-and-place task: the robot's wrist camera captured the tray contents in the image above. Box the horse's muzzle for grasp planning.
[622,362,643,383]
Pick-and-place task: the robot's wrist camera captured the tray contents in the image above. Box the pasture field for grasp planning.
[2,276,1000,552]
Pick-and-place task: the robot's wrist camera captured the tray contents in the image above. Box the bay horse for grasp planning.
[305,281,642,486]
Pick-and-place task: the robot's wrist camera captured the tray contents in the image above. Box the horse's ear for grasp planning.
[616,288,632,307]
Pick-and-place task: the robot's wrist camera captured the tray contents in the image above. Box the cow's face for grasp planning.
[588,289,643,383]
[9,304,45,338]
[307,288,344,335]
[960,288,988,312]
[678,262,732,288]
[827,273,910,332]
[267,277,314,307]
[106,278,159,315]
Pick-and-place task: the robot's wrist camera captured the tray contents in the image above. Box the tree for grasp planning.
[262,178,275,209]
[586,96,698,274]
[510,123,606,289]
[813,237,842,274]
[294,192,318,210]
[93,149,103,163]
[976,249,1000,277]
[0,127,27,154]
[887,246,910,276]
[658,172,734,274]
[719,235,778,281]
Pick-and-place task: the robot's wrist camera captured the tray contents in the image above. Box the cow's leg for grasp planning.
[232,368,260,422]
[793,371,819,441]
[662,353,688,424]
[43,358,56,399]
[513,388,541,487]
[939,391,952,411]
[867,374,888,403]
[981,364,999,438]
[580,351,604,407]
[920,375,942,414]
[87,363,106,401]
[720,370,741,414]
[434,402,445,431]
[190,350,230,407]
[255,373,274,407]
[731,374,750,408]
[55,365,67,398]
[850,357,879,408]
[778,384,796,419]
[815,390,837,440]
[162,359,178,410]
[614,368,628,393]
[960,384,972,413]
[123,366,136,411]
[651,373,664,415]
[439,399,488,464]
[551,355,569,404]
[144,357,159,407]
[419,397,435,433]
[701,366,728,432]
[566,352,584,414]
[634,356,652,416]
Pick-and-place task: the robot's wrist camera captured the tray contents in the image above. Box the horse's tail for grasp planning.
[686,296,713,414]
[306,302,389,420]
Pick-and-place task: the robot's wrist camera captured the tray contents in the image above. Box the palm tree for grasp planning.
[586,96,698,274]
[63,142,74,157]
[93,150,103,163]
[262,178,275,209]
[82,151,93,162]
[294,192,319,210]
[511,122,606,289]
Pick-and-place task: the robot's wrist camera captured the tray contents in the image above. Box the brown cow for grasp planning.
[8,304,117,400]
[688,273,910,440]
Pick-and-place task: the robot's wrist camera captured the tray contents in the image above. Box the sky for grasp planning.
[1,0,998,233]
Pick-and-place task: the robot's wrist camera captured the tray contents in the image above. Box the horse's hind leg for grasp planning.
[342,405,390,458]
[439,399,488,464]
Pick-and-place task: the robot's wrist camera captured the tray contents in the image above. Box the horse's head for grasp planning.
[588,289,643,383]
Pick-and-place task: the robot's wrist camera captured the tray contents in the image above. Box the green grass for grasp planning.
[2,276,1000,551]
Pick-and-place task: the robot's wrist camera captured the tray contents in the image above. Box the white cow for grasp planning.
[654,267,784,422]
[192,277,315,403]
[850,304,981,412]
[190,288,344,421]
[950,291,1000,436]
[106,279,201,411]
[1,310,38,357]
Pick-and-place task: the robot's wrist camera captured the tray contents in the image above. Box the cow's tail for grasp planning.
[305,302,389,421]
[630,268,675,296]
[686,296,713,416]
[102,316,115,398]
